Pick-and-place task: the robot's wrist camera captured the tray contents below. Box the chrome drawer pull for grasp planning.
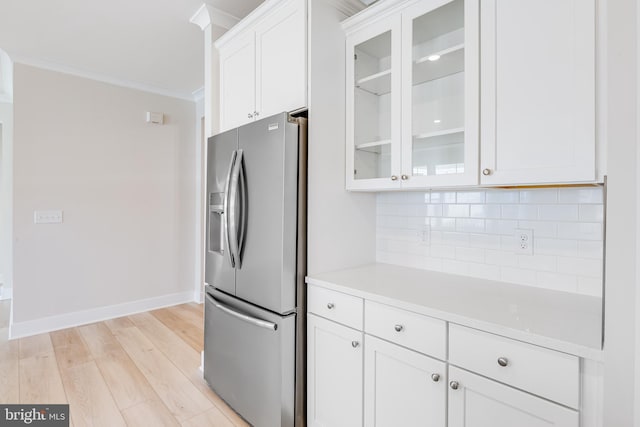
[352,341,360,348]
[431,373,440,382]
[497,357,509,367]
[327,303,335,310]
[394,324,404,332]
[449,381,459,390]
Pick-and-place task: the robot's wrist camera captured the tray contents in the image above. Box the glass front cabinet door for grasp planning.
[345,0,479,190]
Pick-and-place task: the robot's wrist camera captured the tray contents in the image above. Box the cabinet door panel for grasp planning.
[308,314,363,427]
[480,0,595,185]
[448,367,579,427]
[255,0,307,119]
[364,335,446,427]
[220,32,255,131]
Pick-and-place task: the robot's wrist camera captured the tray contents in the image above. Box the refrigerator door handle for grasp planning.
[237,151,248,267]
[207,293,278,331]
[228,149,244,268]
[223,150,237,268]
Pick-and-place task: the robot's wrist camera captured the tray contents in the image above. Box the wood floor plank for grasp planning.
[19,333,55,359]
[180,407,236,427]
[51,328,93,370]
[129,312,248,427]
[19,354,67,404]
[58,360,126,427]
[104,316,135,332]
[150,308,203,352]
[0,338,19,403]
[114,326,212,421]
[78,323,122,358]
[166,304,204,330]
[121,399,180,427]
[94,348,158,411]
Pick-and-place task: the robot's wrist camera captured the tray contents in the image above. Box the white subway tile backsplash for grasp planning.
[485,219,518,235]
[517,254,557,272]
[456,191,486,204]
[577,241,604,259]
[486,190,520,204]
[444,204,470,217]
[558,256,603,278]
[535,238,579,257]
[579,205,604,222]
[376,187,604,296]
[456,247,485,263]
[558,187,603,204]
[430,217,456,231]
[538,204,580,221]
[431,191,456,204]
[557,222,602,240]
[456,218,485,233]
[519,189,558,204]
[470,205,502,218]
[501,205,538,220]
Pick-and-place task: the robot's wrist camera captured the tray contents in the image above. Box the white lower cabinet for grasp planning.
[307,313,363,427]
[364,335,446,427]
[448,366,579,427]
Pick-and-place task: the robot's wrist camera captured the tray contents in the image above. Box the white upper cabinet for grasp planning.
[216,0,307,132]
[219,31,256,131]
[343,0,599,190]
[345,0,479,191]
[479,0,596,185]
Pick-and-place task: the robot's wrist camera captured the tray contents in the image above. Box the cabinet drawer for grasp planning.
[308,285,363,330]
[449,324,579,409]
[365,301,446,360]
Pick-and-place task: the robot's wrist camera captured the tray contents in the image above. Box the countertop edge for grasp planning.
[306,275,604,362]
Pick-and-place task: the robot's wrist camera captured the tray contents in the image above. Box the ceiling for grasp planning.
[0,0,263,101]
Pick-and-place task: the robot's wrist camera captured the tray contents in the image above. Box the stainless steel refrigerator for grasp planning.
[204,112,307,427]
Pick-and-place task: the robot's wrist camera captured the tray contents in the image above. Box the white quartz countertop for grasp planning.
[306,263,603,360]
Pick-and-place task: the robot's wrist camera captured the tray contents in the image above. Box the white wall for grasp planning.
[11,64,196,335]
[603,0,637,425]
[307,0,376,275]
[0,101,13,296]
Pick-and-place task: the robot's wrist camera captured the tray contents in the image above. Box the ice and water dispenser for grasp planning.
[209,192,224,254]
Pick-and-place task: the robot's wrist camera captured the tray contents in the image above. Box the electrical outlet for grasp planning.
[34,210,63,224]
[514,229,533,255]
[418,224,431,246]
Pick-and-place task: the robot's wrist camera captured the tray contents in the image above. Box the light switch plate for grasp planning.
[34,210,63,224]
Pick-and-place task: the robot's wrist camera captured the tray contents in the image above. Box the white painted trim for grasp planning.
[215,0,290,49]
[9,291,195,339]
[12,56,198,102]
[342,0,415,34]
[0,94,11,104]
[208,5,241,30]
[0,287,12,301]
[192,86,205,102]
[190,4,212,30]
[321,0,366,17]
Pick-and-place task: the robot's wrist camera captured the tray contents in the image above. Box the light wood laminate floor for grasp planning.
[0,302,249,427]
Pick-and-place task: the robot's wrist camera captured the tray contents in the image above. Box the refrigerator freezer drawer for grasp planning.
[204,288,296,427]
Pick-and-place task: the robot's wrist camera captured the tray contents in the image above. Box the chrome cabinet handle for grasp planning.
[394,324,404,332]
[449,381,459,390]
[401,174,408,180]
[254,111,260,117]
[326,303,335,310]
[352,341,360,348]
[431,373,440,382]
[248,113,254,119]
[497,357,509,367]
[482,168,492,176]
[391,175,398,181]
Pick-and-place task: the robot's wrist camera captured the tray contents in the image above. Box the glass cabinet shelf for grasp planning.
[355,138,392,153]
[414,127,464,140]
[413,45,464,86]
[356,69,391,95]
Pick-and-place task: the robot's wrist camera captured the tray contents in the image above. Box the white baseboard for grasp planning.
[194,289,204,304]
[0,287,12,301]
[10,291,195,339]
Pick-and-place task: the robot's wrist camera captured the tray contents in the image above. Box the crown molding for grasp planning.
[322,0,366,17]
[12,56,198,102]
[342,0,413,33]
[191,3,240,31]
[192,86,205,102]
[215,0,288,49]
